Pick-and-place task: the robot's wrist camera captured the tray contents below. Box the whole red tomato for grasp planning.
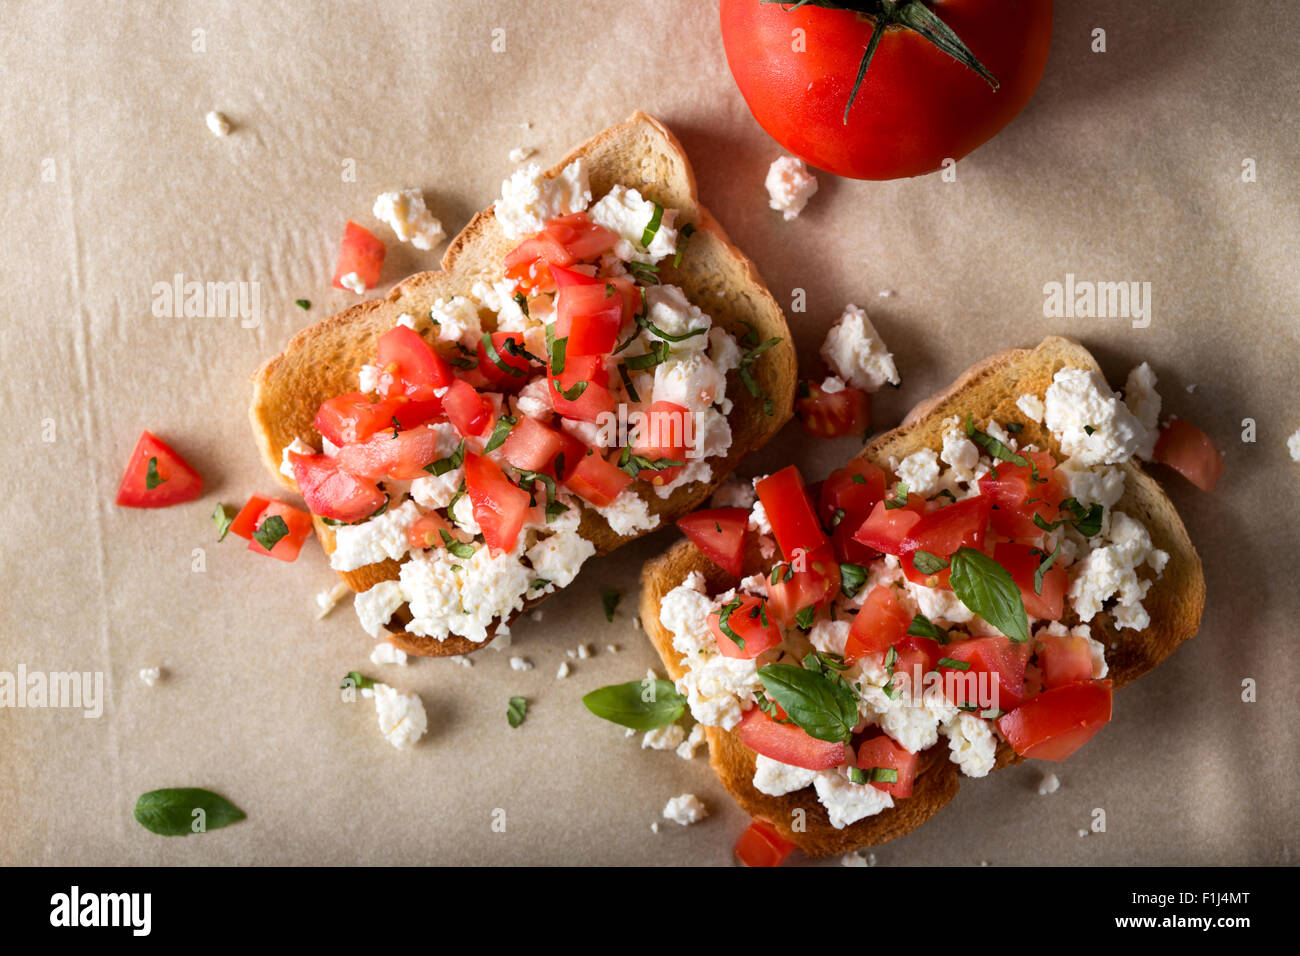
[720,0,1053,180]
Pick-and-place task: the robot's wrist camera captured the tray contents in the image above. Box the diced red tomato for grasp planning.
[633,400,691,485]
[289,452,387,523]
[855,733,919,797]
[999,679,1113,761]
[734,819,797,867]
[1153,419,1224,492]
[114,431,204,508]
[765,543,840,627]
[315,393,390,446]
[500,416,567,473]
[476,331,534,390]
[795,380,871,439]
[331,220,385,293]
[228,495,272,540]
[333,425,443,481]
[755,466,828,560]
[978,451,1065,539]
[853,496,924,556]
[548,354,616,423]
[844,585,912,662]
[563,450,633,508]
[376,325,453,396]
[818,460,887,564]
[502,213,616,293]
[995,541,1068,621]
[900,496,992,588]
[891,634,943,693]
[407,511,452,551]
[463,453,532,555]
[442,379,493,438]
[547,212,618,261]
[708,594,782,660]
[736,708,846,771]
[1036,633,1095,689]
[938,636,1031,712]
[677,508,748,578]
[245,499,314,562]
[553,269,624,357]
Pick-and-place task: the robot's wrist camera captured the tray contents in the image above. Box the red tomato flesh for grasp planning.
[995,541,1067,621]
[228,495,272,540]
[999,679,1113,761]
[765,543,840,627]
[818,460,887,564]
[114,431,203,508]
[709,594,782,660]
[332,220,385,291]
[1153,419,1224,492]
[463,453,531,555]
[938,636,1030,711]
[500,416,568,474]
[245,499,314,562]
[477,331,534,390]
[376,325,452,395]
[736,708,846,771]
[563,450,632,508]
[443,379,493,438]
[290,452,387,523]
[978,451,1064,539]
[796,380,871,439]
[333,426,443,481]
[855,733,919,797]
[1036,633,1095,689]
[845,585,912,662]
[853,497,924,556]
[734,819,798,868]
[755,466,828,560]
[900,496,991,588]
[677,507,749,578]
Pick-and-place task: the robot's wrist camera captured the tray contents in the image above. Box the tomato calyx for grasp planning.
[768,0,1000,122]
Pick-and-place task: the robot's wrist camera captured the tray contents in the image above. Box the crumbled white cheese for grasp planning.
[280,437,317,479]
[1124,362,1161,434]
[941,712,998,778]
[509,656,533,672]
[1289,428,1300,462]
[429,295,482,347]
[399,539,532,644]
[1043,367,1153,465]
[663,793,709,826]
[940,416,981,482]
[710,474,757,510]
[808,619,851,658]
[765,156,818,221]
[813,768,893,829]
[1016,393,1046,423]
[373,189,445,251]
[905,580,975,626]
[820,304,900,392]
[526,528,596,591]
[642,724,686,751]
[315,581,351,620]
[139,666,162,687]
[895,448,941,496]
[1068,511,1168,629]
[354,580,404,639]
[205,110,231,137]
[330,501,421,572]
[748,500,772,535]
[589,184,677,263]
[1038,772,1061,795]
[369,641,408,667]
[514,377,554,421]
[556,661,570,679]
[753,754,817,796]
[508,146,535,164]
[370,683,427,750]
[339,271,367,295]
[709,327,742,375]
[676,723,706,760]
[1058,457,1125,513]
[594,492,659,536]
[410,468,463,512]
[643,285,711,351]
[494,160,591,240]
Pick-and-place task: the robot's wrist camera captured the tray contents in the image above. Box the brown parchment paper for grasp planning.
[1,0,1296,866]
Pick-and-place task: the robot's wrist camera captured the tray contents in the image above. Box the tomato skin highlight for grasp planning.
[736,708,847,771]
[999,679,1113,761]
[376,325,452,394]
[114,431,204,508]
[734,819,798,868]
[677,507,749,578]
[1153,418,1224,492]
[719,0,1053,180]
[938,636,1031,711]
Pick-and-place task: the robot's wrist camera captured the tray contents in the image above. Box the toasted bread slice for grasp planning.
[640,336,1205,858]
[250,112,795,656]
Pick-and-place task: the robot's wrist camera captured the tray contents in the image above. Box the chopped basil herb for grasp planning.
[757,662,859,743]
[1005,421,1024,434]
[513,292,529,317]
[581,678,686,730]
[555,379,587,401]
[627,260,660,285]
[640,201,665,248]
[883,481,910,509]
[717,597,748,650]
[545,500,570,522]
[617,364,641,403]
[530,578,551,591]
[672,222,696,268]
[438,529,476,559]
[1033,497,1104,538]
[851,473,867,485]
[515,468,557,506]
[341,671,376,691]
[839,562,869,599]
[145,456,166,490]
[602,589,621,622]
[1083,424,1096,436]
[624,340,671,370]
[212,504,234,542]
[794,605,815,631]
[481,332,526,378]
[295,299,311,310]
[867,767,898,784]
[737,337,783,417]
[484,415,517,453]
[617,447,684,479]
[426,439,466,476]
[936,657,970,670]
[502,337,543,366]
[251,514,288,551]
[948,547,1030,643]
[1034,542,1061,595]
[545,324,568,375]
[929,488,957,503]
[831,507,846,528]
[906,613,951,645]
[446,479,467,515]
[965,413,1031,469]
[849,766,869,785]
[912,550,950,575]
[507,696,528,728]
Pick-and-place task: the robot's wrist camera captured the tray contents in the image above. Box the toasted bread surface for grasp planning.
[639,336,1205,858]
[250,112,795,655]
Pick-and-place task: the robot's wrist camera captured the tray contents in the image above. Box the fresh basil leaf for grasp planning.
[251,514,288,552]
[640,201,665,248]
[1067,498,1104,538]
[602,590,621,622]
[133,788,246,837]
[1005,421,1024,434]
[965,413,1031,468]
[617,363,641,403]
[341,671,375,691]
[556,379,587,401]
[481,332,526,378]
[867,767,898,784]
[794,605,815,631]
[530,578,551,591]
[757,663,859,743]
[737,337,782,418]
[484,415,517,453]
[512,292,529,317]
[545,325,569,376]
[839,562,869,599]
[912,550,950,575]
[929,488,957,503]
[515,469,557,506]
[948,546,1029,643]
[849,766,869,784]
[624,340,671,370]
[1033,542,1061,595]
[426,439,466,476]
[295,299,311,310]
[212,504,234,542]
[883,481,910,509]
[438,529,476,559]
[627,260,660,285]
[507,696,528,728]
[906,613,950,645]
[936,657,970,670]
[716,597,748,649]
[545,500,569,522]
[145,456,166,490]
[582,679,685,731]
